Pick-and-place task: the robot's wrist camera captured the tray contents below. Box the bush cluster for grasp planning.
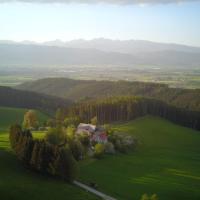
[108,132,136,153]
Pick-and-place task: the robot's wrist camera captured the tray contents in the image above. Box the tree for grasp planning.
[49,147,79,182]
[78,132,90,148]
[69,139,84,161]
[91,116,98,125]
[9,124,22,151]
[46,118,56,127]
[9,124,78,182]
[16,130,33,165]
[66,125,76,140]
[30,140,40,169]
[64,116,80,127]
[23,110,39,129]
[56,108,64,125]
[45,126,67,146]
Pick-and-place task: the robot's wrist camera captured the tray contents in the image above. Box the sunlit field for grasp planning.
[79,116,200,200]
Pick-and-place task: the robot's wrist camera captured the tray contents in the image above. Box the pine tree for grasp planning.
[9,124,22,151]
[30,140,40,170]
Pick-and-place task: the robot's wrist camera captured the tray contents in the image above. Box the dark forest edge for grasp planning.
[64,96,200,131]
[0,86,71,114]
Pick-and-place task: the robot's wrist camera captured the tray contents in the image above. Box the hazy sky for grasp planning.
[0,0,200,46]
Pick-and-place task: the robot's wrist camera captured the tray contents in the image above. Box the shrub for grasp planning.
[105,142,115,154]
[94,143,105,158]
[108,132,136,153]
[103,124,115,135]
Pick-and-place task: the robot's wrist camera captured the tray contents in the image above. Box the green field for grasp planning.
[0,107,99,200]
[1,107,200,200]
[0,107,48,131]
[79,116,200,200]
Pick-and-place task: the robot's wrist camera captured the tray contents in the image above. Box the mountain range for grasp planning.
[1,39,200,68]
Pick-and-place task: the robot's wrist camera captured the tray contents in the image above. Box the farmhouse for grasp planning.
[76,123,108,144]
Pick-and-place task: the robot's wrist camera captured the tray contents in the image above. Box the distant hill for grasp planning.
[1,42,200,68]
[0,86,71,114]
[16,78,200,111]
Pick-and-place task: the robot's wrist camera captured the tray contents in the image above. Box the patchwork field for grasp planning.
[79,116,200,200]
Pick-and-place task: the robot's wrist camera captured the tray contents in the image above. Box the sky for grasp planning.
[0,0,200,46]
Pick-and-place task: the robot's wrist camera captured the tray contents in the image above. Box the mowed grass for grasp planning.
[79,116,200,200]
[0,106,48,131]
[0,107,98,200]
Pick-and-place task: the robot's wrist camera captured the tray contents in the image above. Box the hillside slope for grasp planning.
[79,116,200,200]
[0,86,71,113]
[16,78,200,111]
[0,107,48,131]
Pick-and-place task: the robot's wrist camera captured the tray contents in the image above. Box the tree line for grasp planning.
[65,96,200,131]
[9,124,78,182]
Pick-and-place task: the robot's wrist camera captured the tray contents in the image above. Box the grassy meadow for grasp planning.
[0,106,48,131]
[0,106,200,200]
[79,116,200,200]
[0,107,99,200]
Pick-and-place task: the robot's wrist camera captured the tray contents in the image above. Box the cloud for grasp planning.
[0,0,199,4]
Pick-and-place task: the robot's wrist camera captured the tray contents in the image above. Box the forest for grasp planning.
[65,96,200,131]
[0,86,70,113]
[16,78,200,111]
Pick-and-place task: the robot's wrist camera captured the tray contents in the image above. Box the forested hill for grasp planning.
[67,96,200,131]
[0,86,71,114]
[66,96,200,130]
[16,78,200,112]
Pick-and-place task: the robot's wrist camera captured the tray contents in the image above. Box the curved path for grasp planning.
[73,180,117,200]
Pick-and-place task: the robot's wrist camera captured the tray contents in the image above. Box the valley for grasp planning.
[1,65,200,89]
[1,1,200,199]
